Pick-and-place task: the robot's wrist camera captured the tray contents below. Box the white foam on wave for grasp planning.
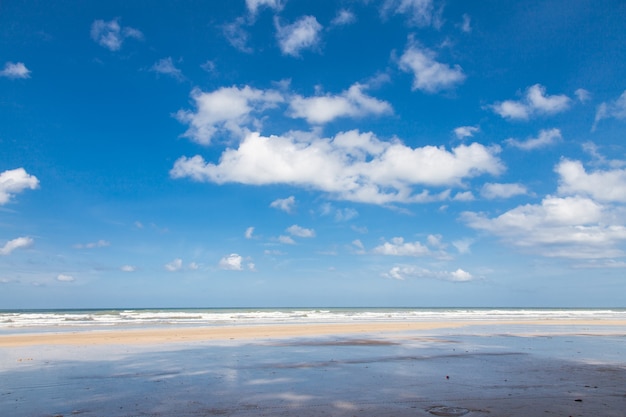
[1,308,624,330]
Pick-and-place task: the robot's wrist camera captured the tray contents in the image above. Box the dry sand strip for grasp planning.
[2,319,625,347]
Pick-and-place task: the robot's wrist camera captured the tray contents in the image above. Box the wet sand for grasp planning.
[1,320,625,416]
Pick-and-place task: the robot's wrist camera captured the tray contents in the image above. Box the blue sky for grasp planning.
[2,0,626,308]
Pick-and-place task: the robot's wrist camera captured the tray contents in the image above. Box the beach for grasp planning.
[1,316,625,417]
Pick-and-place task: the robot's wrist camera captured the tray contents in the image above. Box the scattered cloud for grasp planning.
[287,224,315,238]
[0,237,33,256]
[453,125,479,140]
[73,240,110,249]
[0,62,31,79]
[575,88,590,103]
[275,16,323,57]
[171,130,503,205]
[373,235,450,259]
[398,41,465,93]
[384,266,473,282]
[556,158,626,203]
[452,238,473,254]
[57,274,75,282]
[453,191,474,201]
[164,258,183,272]
[381,0,443,28]
[481,182,528,199]
[120,265,137,272]
[245,226,255,239]
[90,18,143,51]
[331,9,356,26]
[223,18,253,53]
[505,128,562,151]
[278,235,296,244]
[270,196,296,213]
[373,237,430,256]
[593,90,626,131]
[246,0,284,16]
[219,253,254,270]
[0,168,40,205]
[334,207,359,221]
[288,83,392,124]
[582,142,626,168]
[176,86,284,145]
[491,84,571,120]
[459,14,471,33]
[151,57,184,81]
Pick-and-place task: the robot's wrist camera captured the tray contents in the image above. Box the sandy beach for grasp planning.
[1,319,625,416]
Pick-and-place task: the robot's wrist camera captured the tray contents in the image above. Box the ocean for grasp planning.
[1,307,625,334]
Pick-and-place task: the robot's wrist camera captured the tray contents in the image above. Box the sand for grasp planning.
[1,319,625,416]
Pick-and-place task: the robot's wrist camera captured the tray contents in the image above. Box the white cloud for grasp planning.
[170,130,503,205]
[120,265,137,272]
[287,224,315,238]
[188,262,200,270]
[459,14,471,33]
[331,9,356,26]
[452,238,473,254]
[57,274,75,282]
[506,128,562,151]
[334,207,358,221]
[453,125,479,140]
[383,266,474,281]
[151,57,184,80]
[398,43,465,93]
[245,226,255,239]
[246,0,284,15]
[462,194,626,259]
[382,0,442,28]
[491,84,571,120]
[556,159,626,203]
[275,16,322,57]
[373,237,430,256]
[90,18,143,51]
[165,258,183,272]
[453,191,474,201]
[288,83,392,124]
[278,235,296,244]
[176,86,284,145]
[219,253,254,271]
[223,18,253,53]
[74,240,110,249]
[581,142,626,169]
[0,62,31,79]
[0,237,33,256]
[575,88,591,103]
[593,90,626,131]
[481,183,528,199]
[270,196,296,213]
[0,168,40,205]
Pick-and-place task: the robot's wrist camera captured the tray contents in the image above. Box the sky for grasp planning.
[1,0,626,309]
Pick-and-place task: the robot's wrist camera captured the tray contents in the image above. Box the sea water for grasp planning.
[1,307,625,334]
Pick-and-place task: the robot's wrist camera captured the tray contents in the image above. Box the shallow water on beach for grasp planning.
[1,326,625,417]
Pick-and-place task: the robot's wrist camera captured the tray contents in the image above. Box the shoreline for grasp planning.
[2,319,625,347]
